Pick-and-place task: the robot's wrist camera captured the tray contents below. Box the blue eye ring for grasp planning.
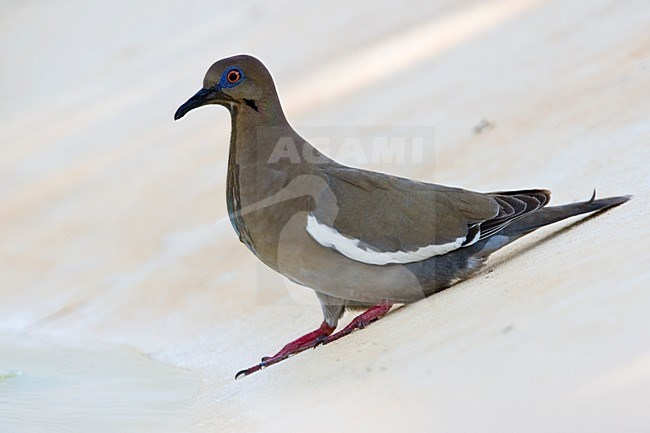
[220,67,245,88]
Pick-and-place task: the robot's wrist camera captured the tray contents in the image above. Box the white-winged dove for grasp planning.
[175,55,630,379]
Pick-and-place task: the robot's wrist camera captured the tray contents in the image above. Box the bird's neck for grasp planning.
[224,102,336,266]
[226,103,294,196]
[226,102,324,199]
[225,103,318,246]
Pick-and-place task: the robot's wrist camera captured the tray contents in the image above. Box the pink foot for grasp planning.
[235,301,393,379]
[321,301,393,345]
[235,321,334,379]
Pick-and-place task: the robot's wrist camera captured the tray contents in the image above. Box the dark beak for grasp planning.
[174,87,234,120]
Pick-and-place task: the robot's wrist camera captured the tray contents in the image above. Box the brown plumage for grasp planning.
[174,55,630,379]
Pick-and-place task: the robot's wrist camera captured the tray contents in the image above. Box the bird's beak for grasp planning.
[174,87,234,120]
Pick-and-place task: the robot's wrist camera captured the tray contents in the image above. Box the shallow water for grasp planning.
[0,335,200,433]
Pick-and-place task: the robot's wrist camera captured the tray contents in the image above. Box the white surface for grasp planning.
[1,1,649,432]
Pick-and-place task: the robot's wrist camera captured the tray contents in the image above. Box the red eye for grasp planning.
[227,69,241,83]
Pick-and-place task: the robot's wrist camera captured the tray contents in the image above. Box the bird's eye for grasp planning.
[227,69,241,84]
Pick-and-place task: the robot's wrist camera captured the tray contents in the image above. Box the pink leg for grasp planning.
[321,301,393,345]
[235,301,393,379]
[235,321,334,379]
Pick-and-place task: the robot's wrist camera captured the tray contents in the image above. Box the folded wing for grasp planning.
[306,166,549,265]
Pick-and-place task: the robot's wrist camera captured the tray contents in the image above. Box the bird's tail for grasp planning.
[500,192,631,237]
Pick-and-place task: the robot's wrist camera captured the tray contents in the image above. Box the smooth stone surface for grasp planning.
[0,335,200,433]
[1,0,649,432]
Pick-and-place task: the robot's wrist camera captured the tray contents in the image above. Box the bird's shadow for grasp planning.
[389,205,622,319]
[486,205,619,269]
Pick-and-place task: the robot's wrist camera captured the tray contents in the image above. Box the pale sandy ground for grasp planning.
[1,0,649,432]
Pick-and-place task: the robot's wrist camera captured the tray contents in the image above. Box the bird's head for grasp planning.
[174,54,276,120]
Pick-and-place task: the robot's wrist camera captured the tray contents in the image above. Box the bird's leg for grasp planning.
[235,301,392,379]
[235,321,335,379]
[321,300,393,345]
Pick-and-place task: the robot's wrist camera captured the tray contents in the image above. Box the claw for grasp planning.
[235,364,261,380]
[314,335,327,348]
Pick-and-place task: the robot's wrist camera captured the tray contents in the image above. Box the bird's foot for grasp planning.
[235,321,334,379]
[235,301,392,379]
[319,301,393,345]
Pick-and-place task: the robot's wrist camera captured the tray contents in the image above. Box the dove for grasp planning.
[174,55,629,379]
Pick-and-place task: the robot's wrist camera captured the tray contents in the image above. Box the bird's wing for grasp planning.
[306,167,505,265]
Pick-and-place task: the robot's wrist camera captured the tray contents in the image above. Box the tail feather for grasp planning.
[500,193,631,237]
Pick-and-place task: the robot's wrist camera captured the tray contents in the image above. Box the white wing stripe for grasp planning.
[463,227,481,247]
[306,214,464,265]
